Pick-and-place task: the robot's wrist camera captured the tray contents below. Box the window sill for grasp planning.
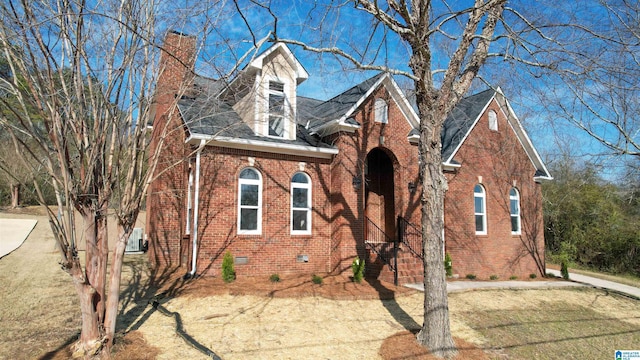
[291,232,312,236]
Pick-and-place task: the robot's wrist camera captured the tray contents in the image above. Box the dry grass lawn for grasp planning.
[1,209,639,359]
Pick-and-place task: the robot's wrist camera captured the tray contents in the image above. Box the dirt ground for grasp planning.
[1,209,639,359]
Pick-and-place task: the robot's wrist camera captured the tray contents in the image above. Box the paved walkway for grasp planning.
[406,269,640,300]
[0,219,38,259]
[546,268,640,299]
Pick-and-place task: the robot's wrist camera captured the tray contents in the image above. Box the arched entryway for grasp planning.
[365,148,396,241]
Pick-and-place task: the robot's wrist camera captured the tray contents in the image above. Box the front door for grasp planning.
[365,148,395,241]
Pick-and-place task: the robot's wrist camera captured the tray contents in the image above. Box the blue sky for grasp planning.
[171,0,637,180]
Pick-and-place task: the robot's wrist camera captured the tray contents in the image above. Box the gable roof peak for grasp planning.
[305,72,420,134]
[247,42,309,84]
[441,87,552,180]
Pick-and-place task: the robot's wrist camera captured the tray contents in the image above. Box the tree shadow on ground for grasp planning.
[366,260,421,332]
[114,255,222,359]
[37,333,79,360]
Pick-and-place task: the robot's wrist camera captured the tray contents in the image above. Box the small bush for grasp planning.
[312,274,323,285]
[444,253,453,277]
[465,274,476,280]
[221,251,236,283]
[560,260,570,280]
[509,275,518,280]
[529,273,537,279]
[269,274,280,283]
[351,257,365,283]
[489,275,499,280]
[546,272,557,278]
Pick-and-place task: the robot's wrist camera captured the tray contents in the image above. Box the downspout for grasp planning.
[185,139,205,279]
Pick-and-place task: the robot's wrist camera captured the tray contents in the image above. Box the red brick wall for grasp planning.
[191,147,333,277]
[329,86,421,276]
[443,98,545,279]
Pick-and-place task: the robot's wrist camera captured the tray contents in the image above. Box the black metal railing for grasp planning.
[365,217,398,284]
[366,216,394,243]
[398,216,423,260]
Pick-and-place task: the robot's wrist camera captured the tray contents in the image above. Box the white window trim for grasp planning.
[264,77,290,139]
[374,98,388,124]
[488,110,498,131]
[510,188,521,235]
[474,184,487,235]
[237,167,262,235]
[291,172,312,235]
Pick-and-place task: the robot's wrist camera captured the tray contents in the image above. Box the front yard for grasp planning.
[1,211,638,359]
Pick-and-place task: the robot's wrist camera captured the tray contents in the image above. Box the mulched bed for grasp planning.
[158,272,418,300]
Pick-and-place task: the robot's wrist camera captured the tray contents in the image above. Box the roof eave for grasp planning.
[442,162,462,171]
[185,133,338,159]
[309,119,360,136]
[534,175,554,183]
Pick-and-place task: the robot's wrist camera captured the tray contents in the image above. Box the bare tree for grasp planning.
[0,0,173,356]
[500,1,640,160]
[228,0,515,357]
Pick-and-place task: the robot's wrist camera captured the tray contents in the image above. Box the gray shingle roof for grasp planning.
[302,73,385,129]
[178,76,333,149]
[441,88,495,161]
[179,74,387,146]
[178,73,544,171]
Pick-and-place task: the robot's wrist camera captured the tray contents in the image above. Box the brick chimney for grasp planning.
[156,31,197,100]
[146,31,197,271]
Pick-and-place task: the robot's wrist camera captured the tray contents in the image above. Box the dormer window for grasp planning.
[268,80,286,137]
[375,98,388,124]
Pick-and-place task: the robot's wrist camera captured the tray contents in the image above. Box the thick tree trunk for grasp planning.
[72,280,102,358]
[412,72,457,358]
[82,209,108,325]
[69,209,107,358]
[73,208,108,357]
[416,148,456,358]
[10,183,20,208]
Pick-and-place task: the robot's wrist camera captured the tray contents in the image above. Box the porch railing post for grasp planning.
[394,216,402,286]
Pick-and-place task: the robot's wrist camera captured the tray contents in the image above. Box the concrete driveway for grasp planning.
[406,269,640,300]
[0,219,38,259]
[546,268,640,299]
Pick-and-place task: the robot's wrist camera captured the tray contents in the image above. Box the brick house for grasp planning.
[146,32,552,284]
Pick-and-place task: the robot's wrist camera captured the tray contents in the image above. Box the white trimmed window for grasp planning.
[291,172,312,234]
[267,80,286,137]
[374,98,388,124]
[474,184,487,235]
[238,168,262,234]
[488,110,498,131]
[510,188,521,234]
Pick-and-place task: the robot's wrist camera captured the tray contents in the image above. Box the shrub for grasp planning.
[509,275,518,280]
[351,257,365,283]
[312,274,323,285]
[221,251,236,283]
[465,274,476,280]
[269,274,280,283]
[561,260,570,280]
[529,273,537,279]
[444,253,453,277]
[489,275,499,280]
